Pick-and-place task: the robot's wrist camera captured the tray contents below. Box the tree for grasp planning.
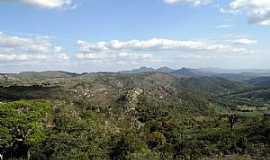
[0,100,52,159]
[228,114,239,130]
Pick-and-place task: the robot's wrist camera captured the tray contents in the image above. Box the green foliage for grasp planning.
[0,100,52,158]
[1,72,270,159]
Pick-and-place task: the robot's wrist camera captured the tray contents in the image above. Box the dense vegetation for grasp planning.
[1,71,270,159]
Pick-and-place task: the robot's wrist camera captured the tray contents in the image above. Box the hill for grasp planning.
[171,67,208,77]
[156,66,175,73]
[120,67,155,74]
[247,76,270,88]
[1,70,270,160]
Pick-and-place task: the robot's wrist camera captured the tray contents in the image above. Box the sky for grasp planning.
[0,0,270,73]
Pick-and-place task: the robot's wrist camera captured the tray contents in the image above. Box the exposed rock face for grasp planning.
[126,88,143,111]
[0,74,8,81]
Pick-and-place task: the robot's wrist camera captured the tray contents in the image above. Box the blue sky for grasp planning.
[0,0,269,72]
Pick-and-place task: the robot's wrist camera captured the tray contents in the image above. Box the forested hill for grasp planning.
[0,70,270,159]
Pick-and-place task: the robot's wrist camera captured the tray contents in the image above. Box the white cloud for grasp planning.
[18,0,73,9]
[163,0,214,6]
[0,32,69,62]
[223,0,270,26]
[77,38,249,57]
[216,24,233,29]
[0,54,47,61]
[76,51,153,61]
[230,38,257,45]
[75,38,253,67]
[0,33,55,53]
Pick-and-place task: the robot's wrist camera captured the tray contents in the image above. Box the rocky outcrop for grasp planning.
[126,88,143,112]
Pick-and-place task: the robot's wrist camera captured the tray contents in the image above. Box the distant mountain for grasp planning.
[213,72,270,82]
[156,67,175,73]
[121,67,155,74]
[120,67,270,81]
[171,68,207,77]
[9,71,80,81]
[199,68,270,74]
[121,67,206,77]
[0,71,81,84]
[2,67,270,84]
[175,76,248,95]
